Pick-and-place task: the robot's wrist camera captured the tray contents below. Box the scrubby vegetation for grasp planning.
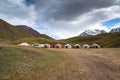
[63,32,120,48]
[0,45,69,80]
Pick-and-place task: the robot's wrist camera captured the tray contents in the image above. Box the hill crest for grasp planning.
[0,19,53,41]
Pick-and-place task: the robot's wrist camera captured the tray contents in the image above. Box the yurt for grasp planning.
[39,44,45,48]
[56,44,62,48]
[61,44,64,48]
[82,44,90,49]
[49,44,56,48]
[50,44,53,48]
[44,44,50,48]
[18,42,29,46]
[64,44,72,49]
[90,43,100,48]
[73,44,81,48]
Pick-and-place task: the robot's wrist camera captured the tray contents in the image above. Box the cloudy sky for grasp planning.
[0,0,120,39]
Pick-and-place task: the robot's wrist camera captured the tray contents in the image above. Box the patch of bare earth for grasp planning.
[51,48,120,80]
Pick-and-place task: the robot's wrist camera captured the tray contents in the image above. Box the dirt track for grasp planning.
[51,49,120,80]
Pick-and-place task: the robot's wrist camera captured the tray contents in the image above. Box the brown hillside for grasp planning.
[0,19,53,41]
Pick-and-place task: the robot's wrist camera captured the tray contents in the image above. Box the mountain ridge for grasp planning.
[0,19,53,41]
[16,25,53,39]
[79,27,120,37]
[79,29,107,36]
[110,27,120,33]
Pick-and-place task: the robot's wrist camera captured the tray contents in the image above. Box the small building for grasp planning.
[64,44,72,49]
[18,42,30,46]
[73,44,81,48]
[44,44,50,48]
[90,43,100,48]
[82,44,90,49]
[32,43,44,47]
[56,44,62,48]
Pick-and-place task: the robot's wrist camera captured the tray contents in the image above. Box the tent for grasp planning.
[82,44,90,49]
[90,43,100,48]
[56,44,62,48]
[44,44,50,48]
[73,44,81,48]
[18,42,29,46]
[64,44,72,49]
[61,44,64,48]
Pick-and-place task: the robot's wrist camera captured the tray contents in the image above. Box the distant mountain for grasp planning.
[79,29,107,36]
[16,25,53,39]
[110,27,120,33]
[16,25,41,37]
[0,19,53,41]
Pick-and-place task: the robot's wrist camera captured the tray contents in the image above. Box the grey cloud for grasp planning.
[27,0,117,21]
[0,0,35,19]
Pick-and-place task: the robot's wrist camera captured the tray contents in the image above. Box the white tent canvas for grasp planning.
[73,44,81,48]
[64,44,72,48]
[18,42,29,46]
[56,44,62,48]
[90,43,100,48]
[44,44,50,48]
[82,44,90,49]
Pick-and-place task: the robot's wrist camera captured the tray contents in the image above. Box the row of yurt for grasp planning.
[18,42,100,49]
[31,43,72,48]
[43,43,100,49]
[82,43,100,49]
[45,44,72,48]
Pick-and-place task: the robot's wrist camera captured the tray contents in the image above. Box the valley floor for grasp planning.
[51,48,120,80]
[0,45,120,80]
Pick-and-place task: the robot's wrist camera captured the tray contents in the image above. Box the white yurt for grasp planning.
[64,44,72,49]
[18,42,29,46]
[82,44,90,49]
[44,44,50,48]
[55,44,62,48]
[73,44,81,48]
[90,43,100,48]
[39,44,45,48]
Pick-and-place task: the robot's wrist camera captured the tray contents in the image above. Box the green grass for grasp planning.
[63,32,120,48]
[0,45,67,80]
[12,37,66,45]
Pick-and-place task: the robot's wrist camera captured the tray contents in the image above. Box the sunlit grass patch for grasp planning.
[0,46,67,80]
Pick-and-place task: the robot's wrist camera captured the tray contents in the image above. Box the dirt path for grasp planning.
[51,49,120,80]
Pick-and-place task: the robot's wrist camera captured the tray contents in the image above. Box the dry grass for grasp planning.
[0,45,120,80]
[0,45,68,80]
[51,48,120,80]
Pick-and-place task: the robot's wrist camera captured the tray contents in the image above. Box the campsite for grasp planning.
[0,0,120,79]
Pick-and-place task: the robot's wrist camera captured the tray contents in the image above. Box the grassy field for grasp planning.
[0,45,120,80]
[0,45,70,80]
